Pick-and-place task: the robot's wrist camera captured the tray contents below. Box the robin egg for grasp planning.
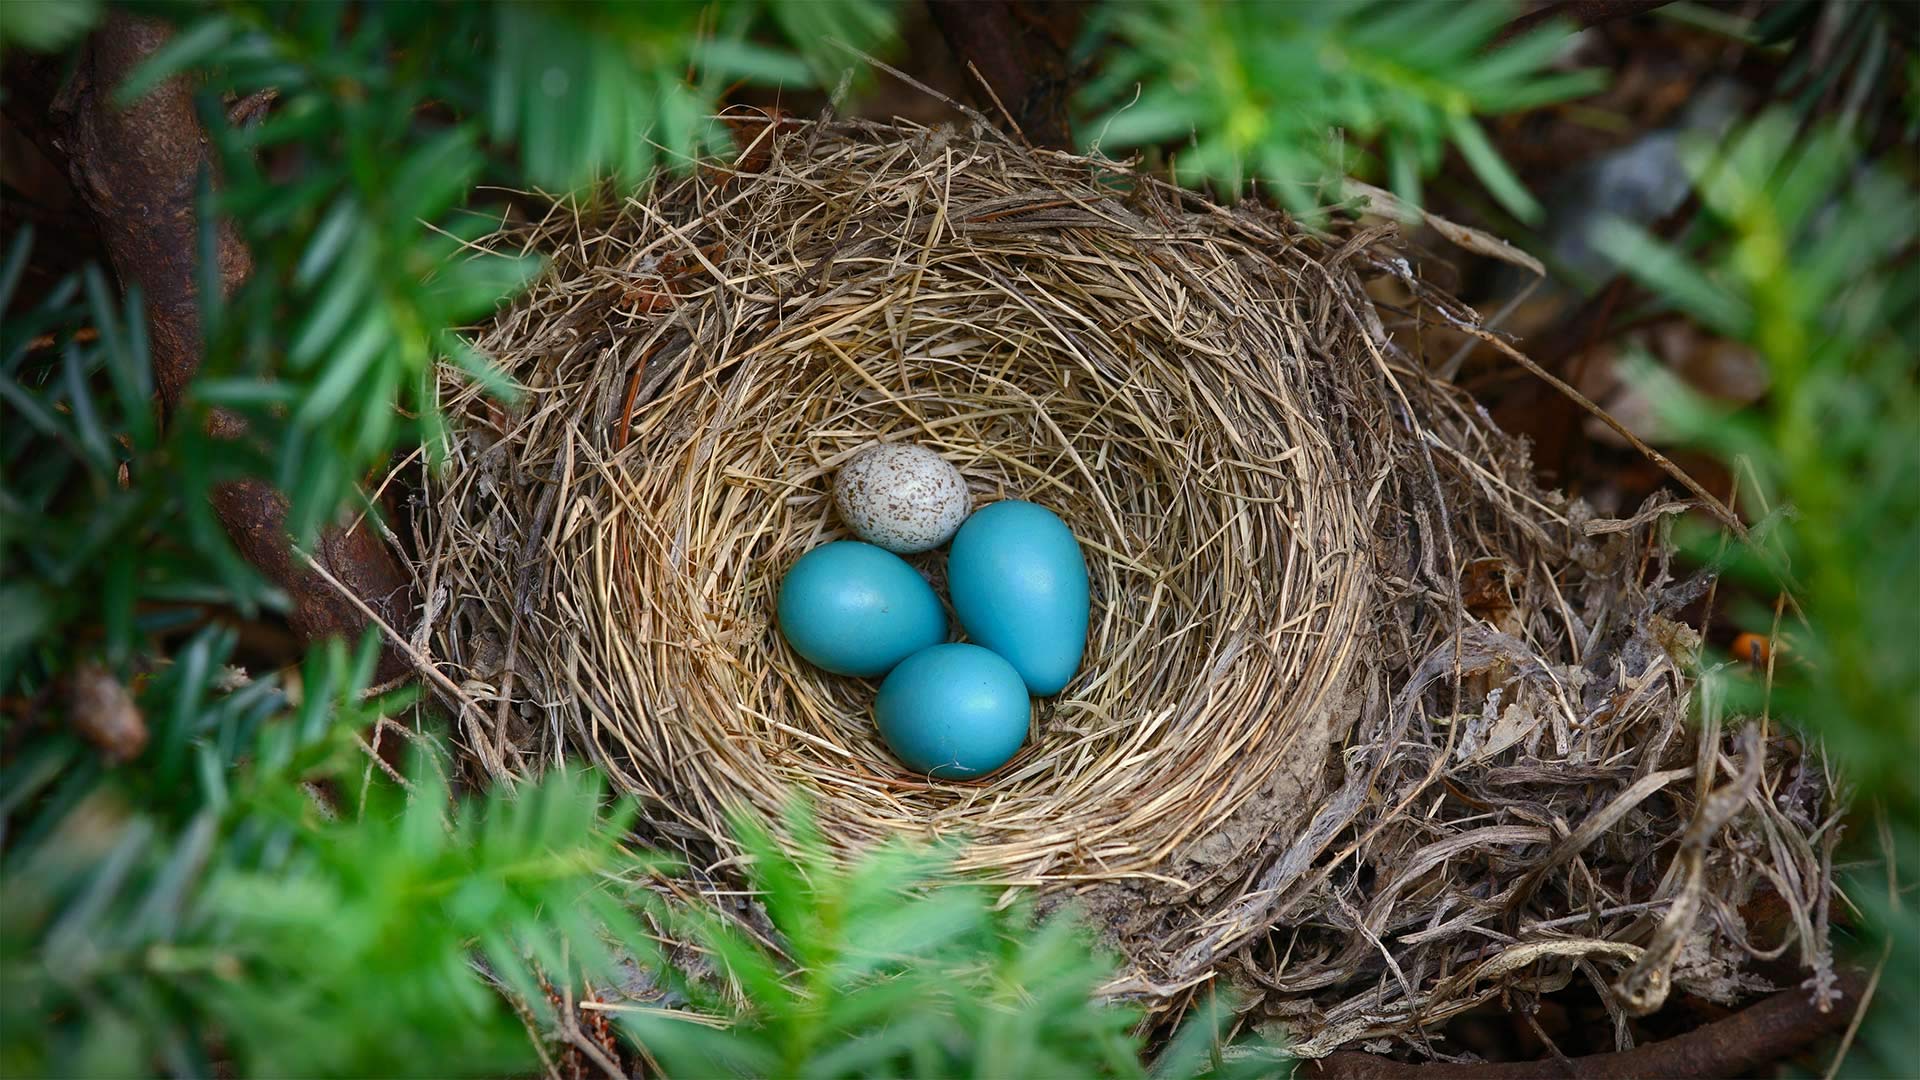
[833,443,970,554]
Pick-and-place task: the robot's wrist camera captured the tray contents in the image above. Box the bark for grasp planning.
[55,13,252,418]
[56,13,412,678]
[1303,973,1863,1080]
[209,479,413,677]
[3,55,103,294]
[925,0,1080,150]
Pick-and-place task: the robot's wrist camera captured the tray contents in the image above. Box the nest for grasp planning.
[415,118,1838,1056]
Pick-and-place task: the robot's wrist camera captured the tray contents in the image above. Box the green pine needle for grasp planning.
[1079,0,1600,220]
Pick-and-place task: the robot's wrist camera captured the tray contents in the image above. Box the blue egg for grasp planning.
[947,501,1089,696]
[776,541,947,677]
[875,644,1031,778]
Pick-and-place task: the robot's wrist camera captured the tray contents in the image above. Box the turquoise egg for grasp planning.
[946,500,1089,696]
[874,644,1030,778]
[776,541,947,677]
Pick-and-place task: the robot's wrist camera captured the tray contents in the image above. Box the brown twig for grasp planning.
[1305,972,1865,1079]
[1484,277,1628,484]
[1461,323,1748,538]
[295,549,484,730]
[210,479,413,680]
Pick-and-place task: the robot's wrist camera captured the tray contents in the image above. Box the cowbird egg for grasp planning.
[833,443,969,554]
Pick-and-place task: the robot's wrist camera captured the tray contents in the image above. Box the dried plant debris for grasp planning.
[410,118,1836,1057]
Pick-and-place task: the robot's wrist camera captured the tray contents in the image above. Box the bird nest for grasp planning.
[413,118,1837,1056]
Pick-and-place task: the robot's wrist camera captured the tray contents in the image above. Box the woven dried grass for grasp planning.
[413,117,1837,1054]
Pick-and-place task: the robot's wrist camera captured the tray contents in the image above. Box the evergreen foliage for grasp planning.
[0,0,100,52]
[0,620,650,1077]
[116,0,900,542]
[1597,114,1918,794]
[623,806,1271,1078]
[0,231,272,690]
[1595,110,1919,1075]
[2,0,1915,1075]
[1077,0,1601,219]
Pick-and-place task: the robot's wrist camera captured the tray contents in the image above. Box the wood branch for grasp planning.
[1496,0,1674,44]
[1302,973,1864,1080]
[55,12,252,416]
[924,0,1080,150]
[57,13,412,679]
[210,479,412,677]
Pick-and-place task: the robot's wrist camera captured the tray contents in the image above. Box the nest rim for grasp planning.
[436,120,1376,894]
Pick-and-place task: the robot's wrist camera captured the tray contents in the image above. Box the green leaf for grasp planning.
[695,911,793,1012]
[801,1017,941,1078]
[58,353,111,478]
[0,227,32,314]
[45,816,154,953]
[295,321,387,428]
[838,888,985,981]
[1447,112,1540,223]
[194,378,301,407]
[388,128,484,225]
[87,271,155,448]
[294,197,362,289]
[0,375,66,440]
[129,812,218,942]
[1150,991,1236,1080]
[621,1012,782,1078]
[1095,92,1197,150]
[1593,219,1753,336]
[0,584,55,666]
[0,0,100,52]
[288,242,378,368]
[697,38,815,87]
[733,807,822,964]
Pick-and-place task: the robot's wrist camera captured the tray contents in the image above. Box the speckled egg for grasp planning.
[833,443,970,554]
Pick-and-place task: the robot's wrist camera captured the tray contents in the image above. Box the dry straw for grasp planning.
[414,118,1838,1054]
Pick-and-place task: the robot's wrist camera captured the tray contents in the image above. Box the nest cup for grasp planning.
[438,120,1369,880]
[420,119,1835,1049]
